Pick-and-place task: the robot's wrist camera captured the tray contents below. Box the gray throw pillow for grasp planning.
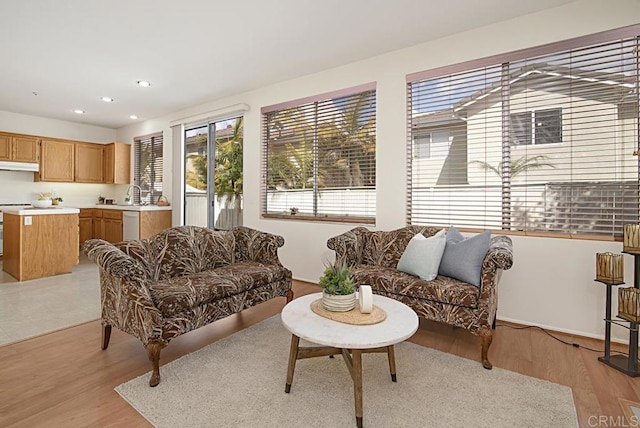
[438,226,491,287]
[396,229,446,281]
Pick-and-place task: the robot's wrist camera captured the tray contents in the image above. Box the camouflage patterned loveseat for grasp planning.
[84,225,293,387]
[327,226,512,370]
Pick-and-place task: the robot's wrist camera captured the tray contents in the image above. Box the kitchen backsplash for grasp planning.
[0,170,130,205]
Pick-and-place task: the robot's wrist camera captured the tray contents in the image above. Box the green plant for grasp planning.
[469,155,555,179]
[319,263,355,295]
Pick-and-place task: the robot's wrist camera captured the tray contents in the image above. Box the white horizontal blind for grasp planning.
[134,132,163,204]
[408,30,639,238]
[262,86,376,222]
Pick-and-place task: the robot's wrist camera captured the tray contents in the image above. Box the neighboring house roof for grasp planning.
[413,63,637,127]
[452,63,637,115]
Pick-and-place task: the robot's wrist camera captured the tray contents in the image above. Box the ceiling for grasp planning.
[0,0,575,129]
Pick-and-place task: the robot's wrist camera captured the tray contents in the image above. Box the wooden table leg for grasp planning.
[352,349,363,428]
[387,345,397,382]
[285,335,300,393]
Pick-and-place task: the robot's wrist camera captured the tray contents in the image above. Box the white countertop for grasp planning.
[2,207,80,215]
[80,204,172,211]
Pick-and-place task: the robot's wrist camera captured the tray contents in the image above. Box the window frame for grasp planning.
[510,107,563,146]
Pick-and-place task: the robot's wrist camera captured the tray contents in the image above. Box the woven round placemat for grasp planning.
[310,299,387,325]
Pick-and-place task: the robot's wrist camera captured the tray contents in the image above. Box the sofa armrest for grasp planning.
[84,239,164,342]
[84,239,148,279]
[483,236,513,272]
[233,226,285,265]
[327,227,368,266]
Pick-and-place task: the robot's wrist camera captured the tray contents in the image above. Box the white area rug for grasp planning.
[116,316,577,428]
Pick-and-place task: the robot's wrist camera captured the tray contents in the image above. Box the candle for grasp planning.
[618,287,640,323]
[596,252,623,284]
[624,224,640,253]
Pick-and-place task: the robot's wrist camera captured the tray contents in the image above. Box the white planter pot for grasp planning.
[322,292,356,312]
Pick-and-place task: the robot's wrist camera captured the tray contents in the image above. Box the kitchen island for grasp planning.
[3,207,79,281]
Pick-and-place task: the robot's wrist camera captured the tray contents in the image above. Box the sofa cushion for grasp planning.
[148,262,291,317]
[438,226,491,288]
[213,262,291,286]
[149,271,246,317]
[148,226,235,281]
[353,265,479,309]
[396,229,446,281]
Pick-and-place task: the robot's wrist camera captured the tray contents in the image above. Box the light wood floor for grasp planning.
[0,281,637,427]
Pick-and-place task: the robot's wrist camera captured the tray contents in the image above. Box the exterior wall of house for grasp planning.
[465,90,637,186]
[117,0,640,342]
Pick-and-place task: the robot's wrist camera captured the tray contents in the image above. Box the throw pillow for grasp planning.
[438,226,491,287]
[396,229,446,281]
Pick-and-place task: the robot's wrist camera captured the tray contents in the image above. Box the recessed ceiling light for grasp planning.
[137,80,151,87]
[129,115,138,120]
[101,96,114,102]
[74,109,85,114]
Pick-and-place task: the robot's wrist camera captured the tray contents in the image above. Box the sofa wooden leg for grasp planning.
[480,328,493,370]
[286,289,294,303]
[101,325,112,350]
[146,341,165,387]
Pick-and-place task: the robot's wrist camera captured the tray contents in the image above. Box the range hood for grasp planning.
[0,161,39,172]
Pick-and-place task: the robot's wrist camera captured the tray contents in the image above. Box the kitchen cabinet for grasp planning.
[75,143,104,183]
[79,209,93,245]
[92,209,104,240]
[103,210,123,243]
[103,142,130,184]
[0,133,39,162]
[140,210,172,239]
[37,139,75,182]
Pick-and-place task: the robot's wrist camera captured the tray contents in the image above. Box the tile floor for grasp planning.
[0,255,100,345]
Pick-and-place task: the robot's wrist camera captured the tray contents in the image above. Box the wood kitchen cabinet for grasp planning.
[92,209,105,240]
[0,133,39,162]
[75,143,104,183]
[103,210,123,243]
[103,142,130,184]
[37,139,75,182]
[79,209,93,246]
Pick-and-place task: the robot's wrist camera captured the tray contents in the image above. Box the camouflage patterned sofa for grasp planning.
[327,226,513,369]
[84,225,292,387]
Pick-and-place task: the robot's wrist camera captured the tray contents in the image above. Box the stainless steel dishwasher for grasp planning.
[122,211,140,241]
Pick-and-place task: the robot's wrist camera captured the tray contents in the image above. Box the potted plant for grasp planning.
[319,263,356,312]
[51,196,63,206]
[34,192,53,208]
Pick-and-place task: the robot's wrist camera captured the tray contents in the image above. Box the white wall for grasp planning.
[0,110,126,206]
[117,0,640,342]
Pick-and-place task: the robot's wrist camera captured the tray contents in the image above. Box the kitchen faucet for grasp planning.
[126,184,143,204]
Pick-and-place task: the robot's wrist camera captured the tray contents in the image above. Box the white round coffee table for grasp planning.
[281,292,419,428]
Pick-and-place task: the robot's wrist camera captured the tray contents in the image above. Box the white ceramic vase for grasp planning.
[322,291,356,312]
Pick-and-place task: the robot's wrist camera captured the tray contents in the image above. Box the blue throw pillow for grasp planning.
[438,226,491,287]
[397,229,446,281]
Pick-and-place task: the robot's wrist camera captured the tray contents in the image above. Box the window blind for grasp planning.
[261,84,376,223]
[407,27,639,239]
[134,132,163,204]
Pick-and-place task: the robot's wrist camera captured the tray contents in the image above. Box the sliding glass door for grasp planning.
[184,117,243,230]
